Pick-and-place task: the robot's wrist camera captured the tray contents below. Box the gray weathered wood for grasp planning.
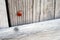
[8,0,16,26]
[8,0,33,26]
[40,0,55,21]
[25,0,33,24]
[33,0,41,22]
[55,0,60,18]
[8,0,24,26]
[22,0,26,24]
[17,0,24,25]
[0,0,9,28]
[8,0,60,26]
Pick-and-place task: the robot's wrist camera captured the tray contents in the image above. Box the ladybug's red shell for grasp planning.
[17,10,22,16]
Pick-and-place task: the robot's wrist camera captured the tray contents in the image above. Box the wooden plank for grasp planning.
[33,0,41,22]
[12,0,18,26]
[8,0,33,26]
[55,0,60,18]
[21,0,25,25]
[17,0,24,25]
[8,0,56,26]
[8,0,32,26]
[0,19,60,39]
[8,0,17,26]
[40,0,55,21]
[25,0,33,24]
[0,0,9,28]
[8,0,24,26]
[22,0,26,24]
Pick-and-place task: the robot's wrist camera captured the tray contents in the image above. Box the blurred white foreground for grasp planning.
[0,19,60,40]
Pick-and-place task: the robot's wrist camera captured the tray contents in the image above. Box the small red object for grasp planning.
[17,10,22,16]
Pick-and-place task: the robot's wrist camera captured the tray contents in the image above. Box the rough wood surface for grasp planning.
[33,0,41,22]
[8,0,33,26]
[55,0,60,18]
[40,0,55,21]
[0,0,9,28]
[25,0,33,24]
[8,0,58,26]
[8,0,18,26]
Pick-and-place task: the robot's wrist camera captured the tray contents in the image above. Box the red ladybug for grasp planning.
[17,10,22,16]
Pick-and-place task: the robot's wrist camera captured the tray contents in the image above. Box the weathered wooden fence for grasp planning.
[7,0,60,26]
[0,0,60,40]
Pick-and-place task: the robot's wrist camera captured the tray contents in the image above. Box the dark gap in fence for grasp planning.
[5,0,11,27]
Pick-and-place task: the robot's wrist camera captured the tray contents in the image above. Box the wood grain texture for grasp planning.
[8,0,24,26]
[17,0,24,25]
[55,0,60,18]
[8,0,60,26]
[8,0,16,26]
[33,0,41,22]
[0,0,9,28]
[40,0,55,21]
[8,0,33,26]
[8,0,41,26]
[25,0,33,24]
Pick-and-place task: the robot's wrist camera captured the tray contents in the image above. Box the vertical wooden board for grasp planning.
[40,0,54,21]
[8,0,34,26]
[8,0,28,26]
[28,0,33,23]
[0,0,9,28]
[17,0,24,25]
[25,0,33,24]
[55,0,60,18]
[33,0,41,22]
[21,0,26,24]
[8,0,13,26]
[8,0,18,26]
[12,0,18,26]
[25,0,29,24]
